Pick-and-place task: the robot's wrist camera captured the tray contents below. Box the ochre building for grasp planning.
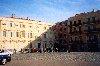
[0,16,54,52]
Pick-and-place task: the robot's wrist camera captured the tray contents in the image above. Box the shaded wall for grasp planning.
[51,10,100,52]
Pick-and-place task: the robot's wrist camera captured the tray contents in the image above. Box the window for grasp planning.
[78,20,81,22]
[28,33,29,38]
[38,24,42,25]
[19,31,25,38]
[16,32,19,37]
[70,21,72,25]
[2,23,6,25]
[30,33,32,38]
[87,18,90,22]
[29,26,32,28]
[3,31,6,37]
[79,36,82,40]
[92,17,95,22]
[35,36,37,39]
[84,25,88,31]
[74,27,76,31]
[78,20,82,25]
[15,24,18,26]
[10,23,12,27]
[75,37,78,41]
[88,26,90,30]
[64,28,66,31]
[37,30,39,33]
[90,25,94,30]
[23,25,25,28]
[11,32,12,37]
[69,27,72,33]
[69,37,73,43]
[79,26,82,31]
[44,34,46,38]
[20,24,21,28]
[22,31,25,38]
[44,27,46,30]
[60,28,62,31]
[74,21,76,26]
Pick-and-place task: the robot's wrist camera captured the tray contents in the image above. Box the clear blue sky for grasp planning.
[0,0,100,23]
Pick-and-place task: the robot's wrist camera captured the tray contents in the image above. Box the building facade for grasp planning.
[51,21,68,52]
[52,10,100,52]
[0,16,54,52]
[67,10,100,52]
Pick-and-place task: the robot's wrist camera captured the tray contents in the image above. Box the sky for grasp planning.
[0,0,100,23]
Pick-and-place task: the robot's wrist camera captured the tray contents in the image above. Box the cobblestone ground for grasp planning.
[3,52,100,66]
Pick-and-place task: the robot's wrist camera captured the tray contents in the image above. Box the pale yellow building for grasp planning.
[0,16,54,52]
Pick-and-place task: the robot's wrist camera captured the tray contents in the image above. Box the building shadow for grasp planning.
[18,10,100,53]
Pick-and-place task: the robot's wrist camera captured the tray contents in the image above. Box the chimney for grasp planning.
[13,14,15,18]
[92,9,95,12]
[11,14,15,18]
[11,14,13,18]
[26,17,28,20]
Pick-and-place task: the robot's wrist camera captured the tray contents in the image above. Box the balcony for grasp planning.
[84,28,100,33]
[78,20,82,25]
[73,21,77,27]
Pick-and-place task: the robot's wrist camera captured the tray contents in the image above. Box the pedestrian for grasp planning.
[14,49,17,54]
[21,49,23,53]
